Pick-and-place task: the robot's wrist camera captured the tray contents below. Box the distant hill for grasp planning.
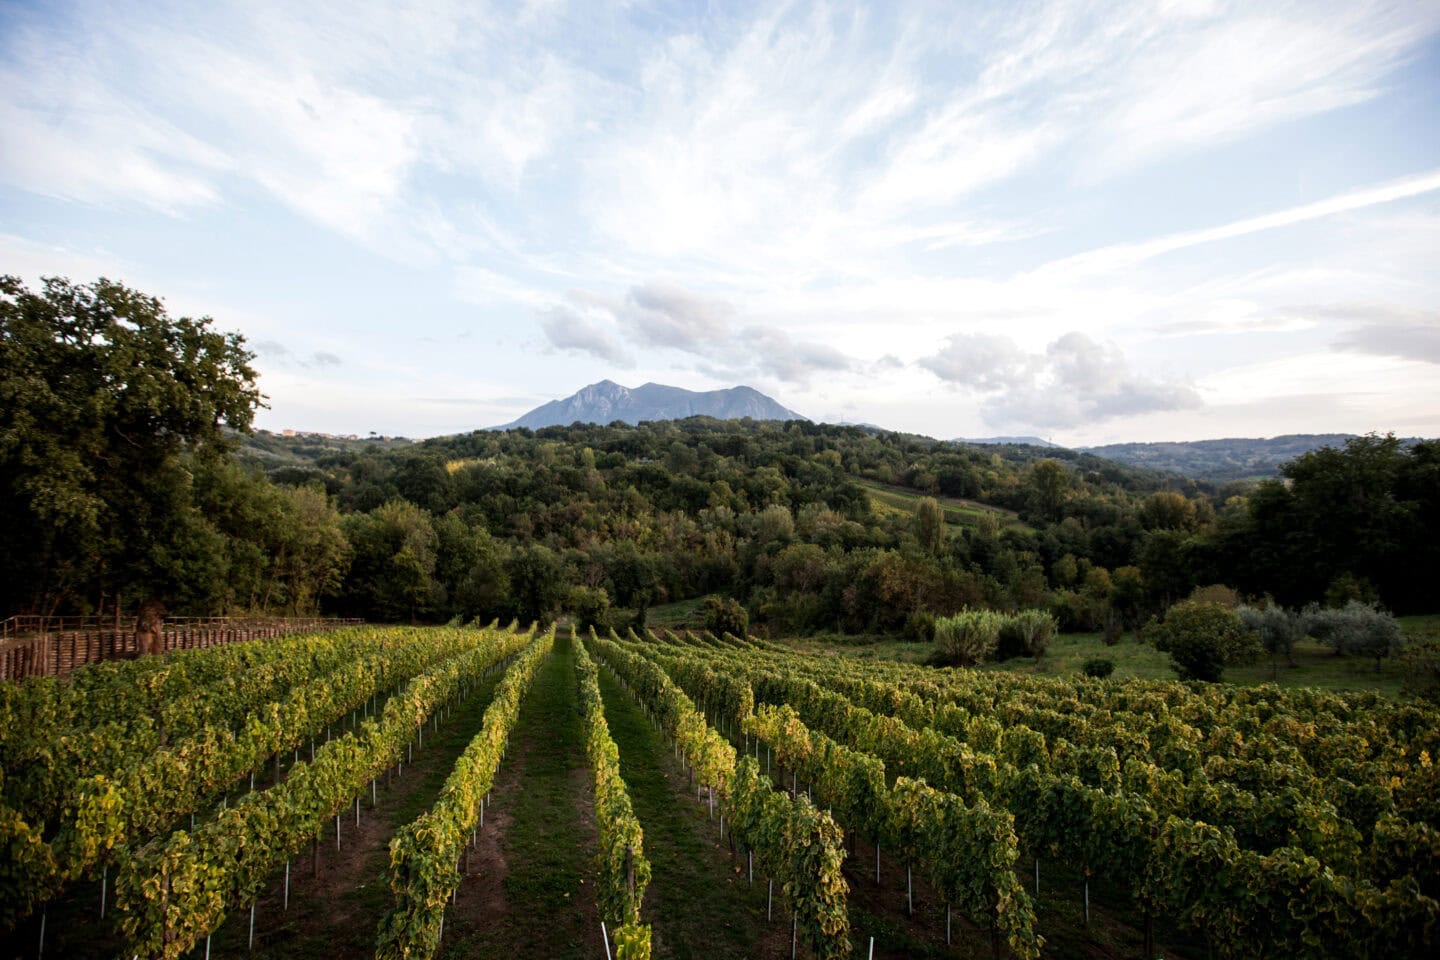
[495,380,806,430]
[953,436,1060,448]
[1078,434,1358,482]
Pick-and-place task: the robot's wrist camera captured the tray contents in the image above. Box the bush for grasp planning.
[1324,572,1379,608]
[1303,600,1402,672]
[904,609,936,643]
[569,585,611,633]
[703,595,749,638]
[1189,583,1241,609]
[1049,589,1104,632]
[1082,657,1115,678]
[1150,600,1261,682]
[997,609,1056,659]
[934,609,1005,667]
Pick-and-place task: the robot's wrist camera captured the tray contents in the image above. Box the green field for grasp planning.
[780,613,1440,699]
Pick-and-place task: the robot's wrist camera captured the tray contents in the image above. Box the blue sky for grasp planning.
[2,0,1438,443]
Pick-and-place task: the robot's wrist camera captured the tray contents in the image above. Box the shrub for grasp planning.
[1082,657,1115,679]
[703,595,749,639]
[569,585,611,633]
[1049,589,1104,632]
[934,609,1005,667]
[1150,599,1260,682]
[1189,583,1241,609]
[997,609,1056,659]
[1303,600,1402,672]
[1324,572,1379,608]
[904,610,936,643]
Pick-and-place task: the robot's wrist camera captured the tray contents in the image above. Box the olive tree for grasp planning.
[1237,604,1302,678]
[1303,600,1403,672]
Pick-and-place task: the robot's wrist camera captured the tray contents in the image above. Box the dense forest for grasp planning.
[4,276,1437,633]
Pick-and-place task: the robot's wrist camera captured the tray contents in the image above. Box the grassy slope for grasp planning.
[783,614,1440,698]
[858,479,1035,534]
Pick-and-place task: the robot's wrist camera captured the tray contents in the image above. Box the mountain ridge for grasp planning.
[494,380,806,430]
[1075,433,1361,482]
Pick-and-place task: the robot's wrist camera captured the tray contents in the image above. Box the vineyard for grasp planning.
[1,622,1436,959]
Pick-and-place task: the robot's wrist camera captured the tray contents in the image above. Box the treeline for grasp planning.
[4,276,1435,632]
[242,420,1434,634]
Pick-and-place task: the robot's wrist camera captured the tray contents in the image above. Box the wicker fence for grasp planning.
[0,615,364,681]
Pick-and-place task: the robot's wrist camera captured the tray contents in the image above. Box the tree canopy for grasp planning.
[1,276,262,616]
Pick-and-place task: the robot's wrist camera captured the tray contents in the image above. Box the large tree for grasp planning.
[0,276,261,617]
[1240,435,1436,611]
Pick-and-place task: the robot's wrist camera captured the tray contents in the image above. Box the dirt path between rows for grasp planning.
[206,668,507,959]
[437,630,605,960]
[595,656,790,959]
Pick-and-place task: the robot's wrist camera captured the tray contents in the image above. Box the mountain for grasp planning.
[495,380,806,430]
[1078,434,1358,482]
[953,436,1060,447]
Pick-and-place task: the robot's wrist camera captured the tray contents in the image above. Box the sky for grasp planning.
[2,0,1438,445]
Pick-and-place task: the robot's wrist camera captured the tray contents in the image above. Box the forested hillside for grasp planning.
[5,277,1435,635]
[233,422,1437,629]
[1079,434,1364,482]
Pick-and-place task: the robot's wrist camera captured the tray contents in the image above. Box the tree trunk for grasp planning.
[136,598,166,656]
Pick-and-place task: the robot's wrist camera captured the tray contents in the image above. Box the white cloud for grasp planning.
[623,284,735,353]
[538,301,633,366]
[1332,310,1440,364]
[922,331,1202,429]
[1037,168,1440,280]
[1094,3,1437,170]
[918,333,1029,390]
[4,1,1438,441]
[0,21,231,213]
